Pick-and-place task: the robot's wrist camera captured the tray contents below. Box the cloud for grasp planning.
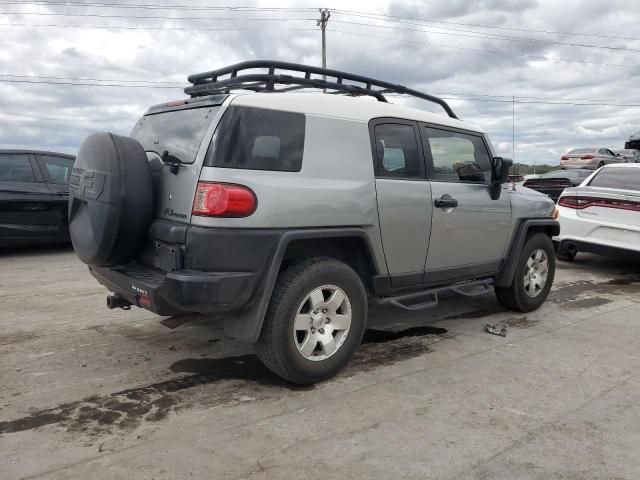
[0,0,638,166]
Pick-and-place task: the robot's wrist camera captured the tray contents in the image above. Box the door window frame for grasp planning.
[418,122,494,185]
[368,117,427,181]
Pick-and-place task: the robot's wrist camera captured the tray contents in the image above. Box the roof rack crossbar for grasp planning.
[185,60,458,119]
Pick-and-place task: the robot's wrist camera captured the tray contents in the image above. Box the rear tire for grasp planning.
[256,257,367,385]
[495,233,556,312]
[598,161,605,168]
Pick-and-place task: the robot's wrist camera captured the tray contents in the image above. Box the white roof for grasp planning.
[229,92,482,133]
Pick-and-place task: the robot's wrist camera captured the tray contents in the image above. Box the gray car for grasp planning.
[560,147,620,169]
[68,61,558,384]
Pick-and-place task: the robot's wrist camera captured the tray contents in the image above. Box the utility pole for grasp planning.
[318,8,331,80]
[512,95,516,175]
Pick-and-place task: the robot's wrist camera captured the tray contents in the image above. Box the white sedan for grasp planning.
[554,163,640,260]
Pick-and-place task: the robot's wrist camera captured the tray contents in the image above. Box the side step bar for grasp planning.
[373,279,494,311]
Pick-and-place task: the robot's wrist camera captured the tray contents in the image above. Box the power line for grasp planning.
[0,22,318,32]
[2,76,640,107]
[0,73,181,84]
[330,18,640,53]
[0,11,317,22]
[329,29,640,69]
[0,78,181,88]
[0,1,317,12]
[331,8,640,42]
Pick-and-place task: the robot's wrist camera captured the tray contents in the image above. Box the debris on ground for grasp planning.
[485,323,507,337]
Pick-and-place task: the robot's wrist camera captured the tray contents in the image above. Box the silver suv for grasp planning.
[69,61,558,384]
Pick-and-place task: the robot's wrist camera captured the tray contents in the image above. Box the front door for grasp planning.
[372,120,432,287]
[419,125,511,284]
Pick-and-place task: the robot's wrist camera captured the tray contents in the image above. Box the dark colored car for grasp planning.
[0,150,75,247]
[523,169,592,202]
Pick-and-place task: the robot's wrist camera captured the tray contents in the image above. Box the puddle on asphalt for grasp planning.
[0,324,450,440]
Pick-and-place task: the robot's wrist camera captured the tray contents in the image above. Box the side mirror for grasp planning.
[490,156,512,200]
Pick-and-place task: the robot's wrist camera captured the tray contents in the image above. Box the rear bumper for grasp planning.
[90,263,256,316]
[560,160,597,169]
[553,205,640,256]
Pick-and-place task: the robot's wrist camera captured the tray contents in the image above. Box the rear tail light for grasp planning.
[559,196,640,212]
[580,155,594,160]
[561,155,568,161]
[192,182,257,217]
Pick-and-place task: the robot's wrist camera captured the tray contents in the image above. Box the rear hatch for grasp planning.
[130,95,227,226]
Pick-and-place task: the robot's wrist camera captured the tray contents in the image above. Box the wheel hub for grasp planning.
[293,285,352,361]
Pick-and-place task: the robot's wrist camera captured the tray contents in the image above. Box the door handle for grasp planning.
[434,195,458,209]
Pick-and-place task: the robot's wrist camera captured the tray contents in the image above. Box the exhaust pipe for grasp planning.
[107,294,132,310]
[564,242,577,255]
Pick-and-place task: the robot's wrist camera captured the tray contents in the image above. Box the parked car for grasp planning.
[560,147,619,170]
[625,132,640,150]
[68,61,558,384]
[554,163,640,260]
[614,149,640,163]
[0,150,74,247]
[523,169,592,202]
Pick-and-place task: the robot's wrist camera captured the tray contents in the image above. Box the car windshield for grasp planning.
[540,170,591,179]
[588,167,640,191]
[130,106,219,164]
[568,148,595,154]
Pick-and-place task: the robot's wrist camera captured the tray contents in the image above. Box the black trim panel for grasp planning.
[494,218,559,287]
[558,239,640,259]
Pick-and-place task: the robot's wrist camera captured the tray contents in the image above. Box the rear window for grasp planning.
[206,106,305,172]
[568,148,595,154]
[131,106,219,164]
[541,169,590,179]
[588,167,640,191]
[0,154,35,182]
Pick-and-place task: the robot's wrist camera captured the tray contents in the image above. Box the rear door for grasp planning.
[36,154,75,239]
[0,153,56,243]
[371,120,432,287]
[420,125,511,283]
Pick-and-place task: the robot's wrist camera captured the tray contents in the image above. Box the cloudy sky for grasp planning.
[0,0,639,165]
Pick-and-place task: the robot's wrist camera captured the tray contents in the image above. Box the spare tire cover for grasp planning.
[69,132,153,266]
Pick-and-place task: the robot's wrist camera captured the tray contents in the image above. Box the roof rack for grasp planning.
[185,60,458,119]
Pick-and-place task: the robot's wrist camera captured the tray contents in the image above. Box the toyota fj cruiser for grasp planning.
[69,61,558,385]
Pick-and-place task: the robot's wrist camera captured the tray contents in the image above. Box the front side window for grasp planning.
[423,128,491,183]
[373,123,422,179]
[39,156,74,184]
[0,154,35,182]
[207,106,305,172]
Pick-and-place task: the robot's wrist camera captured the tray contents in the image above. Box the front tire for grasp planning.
[256,257,367,385]
[495,233,556,312]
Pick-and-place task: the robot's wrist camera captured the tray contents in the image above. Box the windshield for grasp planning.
[568,148,595,154]
[130,106,219,164]
[589,167,640,191]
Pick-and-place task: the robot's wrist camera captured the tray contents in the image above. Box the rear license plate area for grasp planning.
[141,240,182,272]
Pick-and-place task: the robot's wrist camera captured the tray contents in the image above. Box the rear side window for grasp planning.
[131,106,219,165]
[589,168,640,191]
[423,127,491,183]
[207,106,305,172]
[0,154,35,182]
[39,156,74,184]
[373,123,422,179]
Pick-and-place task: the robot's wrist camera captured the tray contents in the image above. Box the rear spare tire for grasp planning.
[68,132,153,266]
